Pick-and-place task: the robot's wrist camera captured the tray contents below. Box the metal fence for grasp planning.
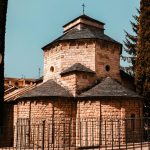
[0,117,150,149]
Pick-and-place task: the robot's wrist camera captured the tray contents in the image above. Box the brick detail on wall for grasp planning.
[61,74,76,96]
[76,72,96,93]
[61,72,96,96]
[11,98,143,147]
[76,99,142,146]
[43,40,96,83]
[95,40,121,80]
[43,39,122,95]
[13,99,76,147]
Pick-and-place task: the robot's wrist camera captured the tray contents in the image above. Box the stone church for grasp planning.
[5,15,143,148]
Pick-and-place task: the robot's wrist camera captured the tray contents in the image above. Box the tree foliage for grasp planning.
[135,0,150,116]
[123,9,140,73]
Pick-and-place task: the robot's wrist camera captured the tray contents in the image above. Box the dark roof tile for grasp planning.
[42,27,122,50]
[79,77,141,98]
[19,80,72,98]
[60,63,95,75]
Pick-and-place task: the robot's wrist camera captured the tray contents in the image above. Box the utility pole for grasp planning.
[38,68,41,78]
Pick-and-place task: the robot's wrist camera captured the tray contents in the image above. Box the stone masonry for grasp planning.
[4,14,143,148]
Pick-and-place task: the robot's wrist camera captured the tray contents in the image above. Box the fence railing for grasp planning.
[0,117,150,149]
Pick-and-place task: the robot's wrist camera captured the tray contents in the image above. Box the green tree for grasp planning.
[123,9,139,74]
[135,0,150,116]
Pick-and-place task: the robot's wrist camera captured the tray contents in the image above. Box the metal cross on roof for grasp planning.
[82,3,85,15]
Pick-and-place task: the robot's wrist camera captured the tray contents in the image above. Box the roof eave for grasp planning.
[42,37,122,51]
[15,95,72,100]
[60,70,96,76]
[78,95,143,99]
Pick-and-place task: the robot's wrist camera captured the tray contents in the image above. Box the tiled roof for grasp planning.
[61,27,119,42]
[4,84,37,102]
[4,86,18,95]
[60,63,95,75]
[5,77,141,102]
[42,27,122,50]
[19,80,72,98]
[79,77,141,98]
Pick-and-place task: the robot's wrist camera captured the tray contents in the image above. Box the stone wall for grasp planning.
[43,39,122,95]
[14,99,77,124]
[61,72,96,96]
[13,98,142,148]
[61,74,76,96]
[43,39,96,94]
[95,40,121,80]
[13,99,76,148]
[76,72,96,93]
[43,40,96,82]
[43,45,62,82]
[60,40,95,74]
[77,99,143,146]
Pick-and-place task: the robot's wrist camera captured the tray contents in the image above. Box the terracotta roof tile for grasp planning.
[4,84,36,102]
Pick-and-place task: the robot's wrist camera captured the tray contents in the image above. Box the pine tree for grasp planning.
[123,9,139,74]
[135,0,150,116]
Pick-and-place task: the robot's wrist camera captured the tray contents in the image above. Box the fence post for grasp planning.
[42,120,45,150]
[15,121,18,148]
[111,120,113,150]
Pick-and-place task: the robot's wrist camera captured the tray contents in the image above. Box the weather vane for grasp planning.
[82,3,85,15]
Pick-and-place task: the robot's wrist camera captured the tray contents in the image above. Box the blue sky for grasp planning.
[5,0,140,78]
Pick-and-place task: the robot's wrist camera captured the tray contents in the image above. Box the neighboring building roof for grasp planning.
[4,76,43,100]
[5,76,43,82]
[4,84,37,102]
[5,77,141,102]
[4,86,18,95]
[42,27,122,50]
[60,63,95,75]
[18,80,72,98]
[79,77,141,98]
[63,15,105,27]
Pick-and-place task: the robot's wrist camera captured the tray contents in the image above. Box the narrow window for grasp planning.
[15,82,18,86]
[131,114,135,131]
[50,66,54,72]
[52,122,55,144]
[105,65,110,72]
